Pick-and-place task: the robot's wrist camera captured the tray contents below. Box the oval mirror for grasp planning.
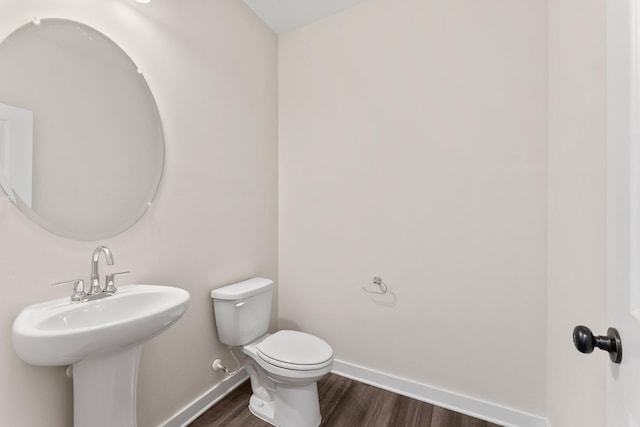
[0,18,164,240]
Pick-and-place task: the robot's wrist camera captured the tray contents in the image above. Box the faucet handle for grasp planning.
[105,271,130,294]
[52,279,86,303]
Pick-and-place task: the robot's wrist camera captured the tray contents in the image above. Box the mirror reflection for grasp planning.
[0,18,164,240]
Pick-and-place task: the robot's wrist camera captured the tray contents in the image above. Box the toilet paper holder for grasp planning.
[362,276,388,295]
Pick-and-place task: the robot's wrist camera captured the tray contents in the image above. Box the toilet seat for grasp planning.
[256,330,333,371]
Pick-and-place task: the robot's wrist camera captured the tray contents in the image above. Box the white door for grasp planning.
[607,1,640,425]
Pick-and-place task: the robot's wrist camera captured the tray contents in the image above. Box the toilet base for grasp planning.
[248,381,321,427]
[249,394,275,425]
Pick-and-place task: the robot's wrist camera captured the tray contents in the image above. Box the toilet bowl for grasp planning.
[211,278,334,427]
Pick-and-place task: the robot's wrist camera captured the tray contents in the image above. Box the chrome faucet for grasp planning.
[89,246,114,295]
[52,246,130,303]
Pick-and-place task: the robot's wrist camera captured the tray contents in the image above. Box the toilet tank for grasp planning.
[211,277,274,346]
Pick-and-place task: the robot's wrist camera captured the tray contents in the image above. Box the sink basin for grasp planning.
[12,284,190,366]
[11,284,190,427]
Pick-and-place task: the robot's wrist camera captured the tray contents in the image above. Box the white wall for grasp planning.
[547,1,607,426]
[278,0,548,416]
[0,1,277,426]
[0,1,612,425]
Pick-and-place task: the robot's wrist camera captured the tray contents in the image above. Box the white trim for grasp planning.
[607,2,640,425]
[160,368,249,427]
[630,0,640,314]
[331,360,548,427]
[0,103,32,206]
[159,361,548,427]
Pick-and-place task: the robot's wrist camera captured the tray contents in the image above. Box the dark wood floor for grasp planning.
[190,374,503,427]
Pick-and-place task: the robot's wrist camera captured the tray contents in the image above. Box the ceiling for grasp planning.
[242,0,368,34]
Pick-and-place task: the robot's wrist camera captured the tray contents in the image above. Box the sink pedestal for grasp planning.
[12,284,190,427]
[73,345,142,427]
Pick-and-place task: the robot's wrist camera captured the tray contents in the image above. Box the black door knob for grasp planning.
[573,325,622,364]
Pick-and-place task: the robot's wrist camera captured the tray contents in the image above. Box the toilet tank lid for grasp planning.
[211,277,274,300]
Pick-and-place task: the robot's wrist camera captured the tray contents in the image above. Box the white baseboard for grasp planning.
[160,361,548,427]
[160,368,249,427]
[331,359,549,427]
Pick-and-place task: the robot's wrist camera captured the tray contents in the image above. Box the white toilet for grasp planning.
[211,277,334,427]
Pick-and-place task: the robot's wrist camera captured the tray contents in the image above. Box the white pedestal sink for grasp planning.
[12,284,190,427]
